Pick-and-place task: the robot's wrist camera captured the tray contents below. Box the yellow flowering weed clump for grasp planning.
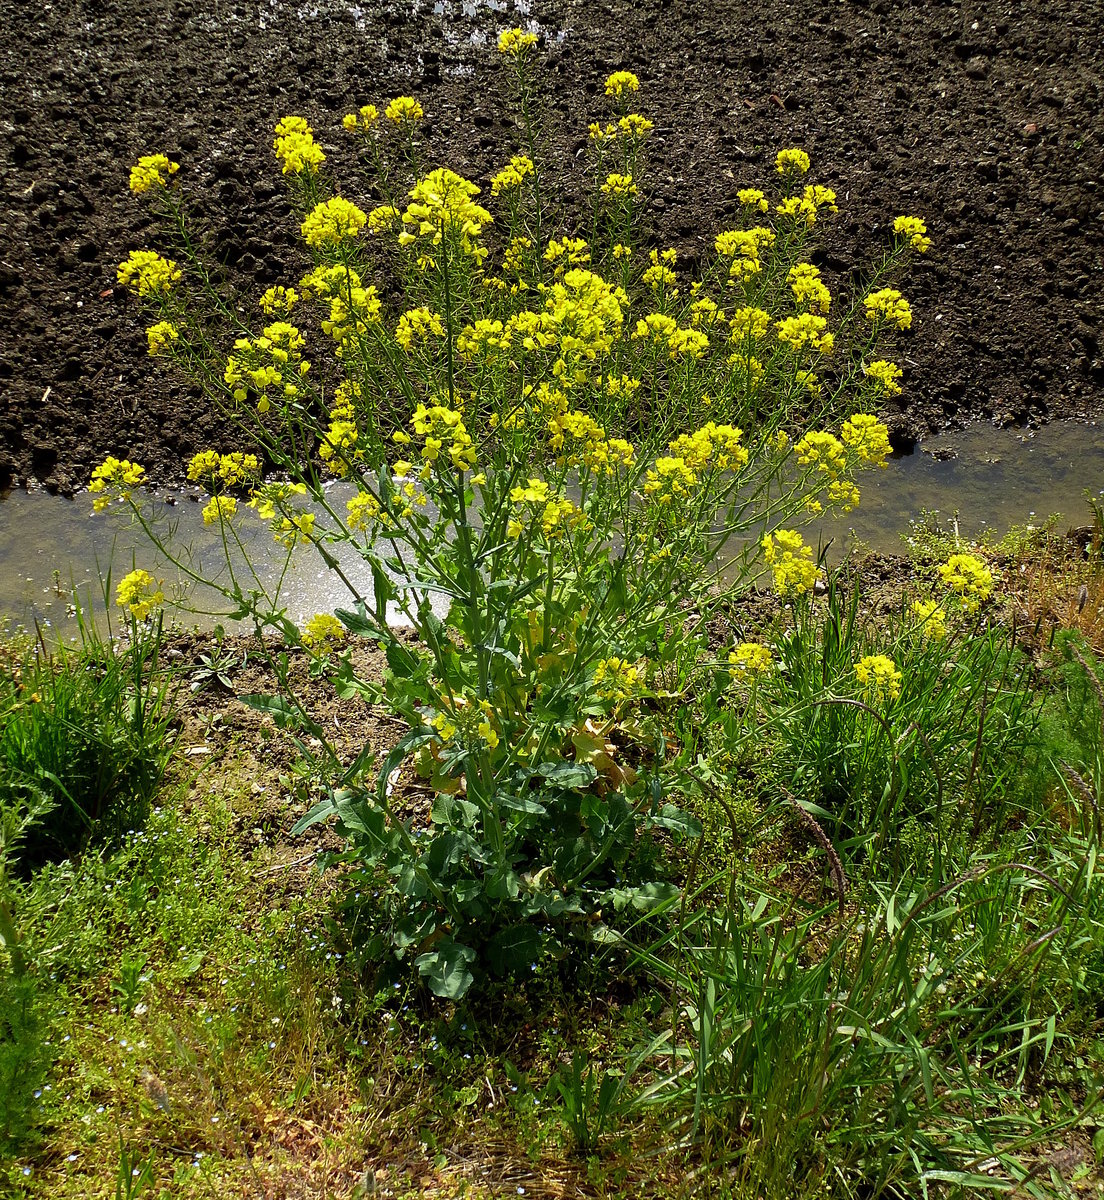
[101,50,933,995]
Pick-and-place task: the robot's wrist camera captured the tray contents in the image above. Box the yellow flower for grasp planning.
[618,113,653,138]
[343,104,379,133]
[840,413,891,467]
[129,153,179,194]
[912,599,947,641]
[273,116,325,175]
[826,479,860,512]
[302,612,347,649]
[385,96,424,124]
[864,288,912,331]
[737,188,768,213]
[794,430,845,477]
[937,553,993,613]
[498,27,538,55]
[593,656,645,702]
[855,654,901,703]
[803,184,838,215]
[89,456,146,512]
[117,250,181,296]
[605,70,640,98]
[761,529,817,597]
[864,359,903,395]
[260,286,299,316]
[115,569,164,621]
[729,306,772,343]
[346,491,390,533]
[146,320,179,356]
[202,495,238,525]
[395,306,445,351]
[491,155,535,196]
[600,172,638,198]
[788,263,831,315]
[776,312,834,354]
[404,168,492,252]
[893,215,931,253]
[301,197,368,248]
[729,642,773,675]
[775,147,811,175]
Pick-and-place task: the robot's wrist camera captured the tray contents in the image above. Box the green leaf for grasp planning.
[648,804,702,838]
[627,881,680,912]
[335,606,378,636]
[486,923,542,976]
[415,940,476,999]
[537,761,598,789]
[239,693,321,736]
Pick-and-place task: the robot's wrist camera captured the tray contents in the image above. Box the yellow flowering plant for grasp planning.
[102,61,930,998]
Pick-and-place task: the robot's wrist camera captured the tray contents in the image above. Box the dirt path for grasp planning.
[1,0,1102,493]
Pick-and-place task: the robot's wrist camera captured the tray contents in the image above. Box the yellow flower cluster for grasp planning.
[224,321,309,412]
[716,226,776,284]
[589,121,617,143]
[937,553,993,613]
[543,236,591,274]
[855,654,902,702]
[605,71,640,98]
[865,288,912,331]
[667,326,711,361]
[642,247,677,291]
[618,113,653,138]
[507,478,585,541]
[668,422,749,472]
[498,27,538,56]
[737,188,769,213]
[912,599,947,641]
[544,268,626,362]
[729,306,772,344]
[318,392,362,478]
[408,402,477,473]
[202,495,238,525]
[248,480,306,521]
[840,413,891,467]
[776,148,811,175]
[762,529,817,597]
[593,656,644,702]
[272,511,316,549]
[302,612,347,649]
[690,296,722,328]
[187,450,261,491]
[794,430,845,475]
[729,642,773,675]
[491,155,535,196]
[776,312,834,354]
[367,204,402,233]
[403,169,492,257]
[893,215,931,253]
[864,359,903,395]
[788,263,831,315]
[117,250,181,297]
[396,306,445,352]
[115,569,164,621]
[260,285,299,316]
[385,96,423,124]
[273,116,325,175]
[601,172,638,198]
[457,318,507,358]
[342,104,379,133]
[89,457,146,512]
[548,409,635,474]
[346,491,392,533]
[146,320,179,356]
[301,197,368,248]
[129,153,179,194]
[642,455,700,505]
[301,264,382,353]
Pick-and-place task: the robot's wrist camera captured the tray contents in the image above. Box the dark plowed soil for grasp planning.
[1,0,1102,494]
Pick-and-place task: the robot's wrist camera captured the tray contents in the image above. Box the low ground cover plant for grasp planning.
[7,31,1094,1200]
